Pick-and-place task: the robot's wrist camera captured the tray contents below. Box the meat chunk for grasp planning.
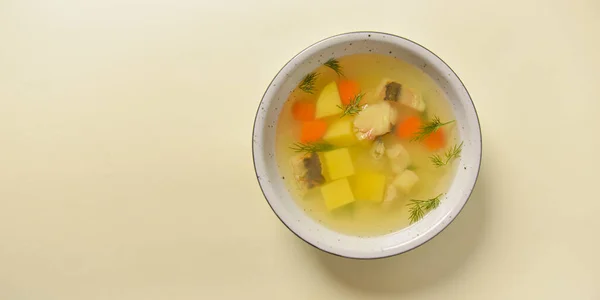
[353,101,397,140]
[384,82,402,101]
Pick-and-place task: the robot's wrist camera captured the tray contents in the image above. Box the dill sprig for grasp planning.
[324,58,343,76]
[298,72,319,94]
[337,93,364,117]
[411,116,455,142]
[407,193,443,224]
[290,142,335,154]
[430,142,464,167]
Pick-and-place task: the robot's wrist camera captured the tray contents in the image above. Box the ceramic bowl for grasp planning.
[252,32,481,259]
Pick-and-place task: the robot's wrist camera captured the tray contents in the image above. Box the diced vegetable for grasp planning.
[353,101,397,140]
[323,118,357,147]
[300,120,328,143]
[315,81,342,119]
[423,128,446,150]
[323,148,355,180]
[396,116,422,139]
[292,101,316,121]
[392,170,419,194]
[337,80,360,105]
[321,178,355,211]
[386,142,411,174]
[351,171,386,203]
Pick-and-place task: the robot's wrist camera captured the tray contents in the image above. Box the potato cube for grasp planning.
[351,171,387,203]
[392,170,419,194]
[315,81,342,119]
[323,148,355,180]
[321,178,355,211]
[323,118,357,147]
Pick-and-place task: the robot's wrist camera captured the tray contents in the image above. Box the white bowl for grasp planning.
[253,32,482,259]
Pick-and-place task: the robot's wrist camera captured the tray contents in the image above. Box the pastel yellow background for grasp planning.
[1,0,599,299]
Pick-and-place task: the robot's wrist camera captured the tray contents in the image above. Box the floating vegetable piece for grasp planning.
[338,80,360,105]
[423,127,446,150]
[392,170,419,194]
[300,120,328,143]
[321,178,355,211]
[292,101,316,121]
[353,101,397,140]
[351,171,386,203]
[323,118,357,147]
[323,148,355,180]
[396,116,422,139]
[315,81,343,119]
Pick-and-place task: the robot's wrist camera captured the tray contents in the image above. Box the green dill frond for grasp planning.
[411,116,455,142]
[407,194,444,224]
[289,142,335,154]
[298,72,319,94]
[324,58,343,76]
[337,93,364,117]
[429,142,464,168]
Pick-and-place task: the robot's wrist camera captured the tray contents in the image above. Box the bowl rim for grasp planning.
[252,31,482,259]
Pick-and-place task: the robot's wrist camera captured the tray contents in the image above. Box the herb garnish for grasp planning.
[298,72,318,94]
[407,193,443,224]
[290,142,335,154]
[324,58,343,76]
[411,116,455,142]
[430,142,464,167]
[337,93,364,117]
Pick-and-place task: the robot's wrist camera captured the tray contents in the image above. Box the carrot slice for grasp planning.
[423,128,445,150]
[396,116,422,139]
[337,80,360,105]
[300,120,328,143]
[292,101,316,121]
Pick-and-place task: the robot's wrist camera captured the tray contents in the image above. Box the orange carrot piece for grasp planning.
[292,101,316,121]
[423,128,446,150]
[300,120,328,143]
[396,116,422,139]
[337,80,360,105]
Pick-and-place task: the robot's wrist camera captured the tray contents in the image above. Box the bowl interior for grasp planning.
[253,32,481,259]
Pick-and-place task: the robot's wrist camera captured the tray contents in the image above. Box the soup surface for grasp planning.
[275,54,461,237]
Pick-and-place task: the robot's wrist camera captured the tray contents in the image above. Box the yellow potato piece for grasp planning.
[321,178,355,211]
[315,81,342,119]
[323,148,355,180]
[351,171,387,203]
[323,118,358,147]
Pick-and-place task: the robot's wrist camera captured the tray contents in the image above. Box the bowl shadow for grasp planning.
[287,163,489,295]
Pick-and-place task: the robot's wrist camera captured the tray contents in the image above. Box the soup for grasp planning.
[275,54,461,237]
